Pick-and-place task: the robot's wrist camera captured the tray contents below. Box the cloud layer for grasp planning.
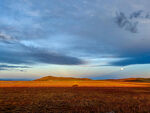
[0,64,30,70]
[1,0,150,70]
[115,10,150,33]
[0,34,84,65]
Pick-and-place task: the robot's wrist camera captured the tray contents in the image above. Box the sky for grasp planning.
[0,0,150,80]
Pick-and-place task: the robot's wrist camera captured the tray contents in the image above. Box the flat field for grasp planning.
[0,80,150,87]
[0,81,150,113]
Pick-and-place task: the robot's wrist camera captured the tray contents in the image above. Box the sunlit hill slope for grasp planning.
[1,76,150,87]
[34,76,92,81]
[112,78,150,82]
[35,76,150,83]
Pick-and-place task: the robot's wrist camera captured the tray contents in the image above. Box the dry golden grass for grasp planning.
[0,87,150,113]
[1,81,150,113]
[0,80,150,87]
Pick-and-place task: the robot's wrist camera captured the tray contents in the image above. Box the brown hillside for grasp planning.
[34,76,92,81]
[106,78,150,82]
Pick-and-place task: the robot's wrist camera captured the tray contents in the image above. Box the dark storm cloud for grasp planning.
[130,10,143,19]
[29,48,84,65]
[0,47,84,65]
[115,10,150,33]
[115,12,138,33]
[0,35,84,65]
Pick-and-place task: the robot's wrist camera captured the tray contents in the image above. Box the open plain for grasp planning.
[1,80,150,113]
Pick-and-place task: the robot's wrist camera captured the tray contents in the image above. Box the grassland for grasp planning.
[0,80,150,87]
[1,87,150,113]
[1,80,150,113]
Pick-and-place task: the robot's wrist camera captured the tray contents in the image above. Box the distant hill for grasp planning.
[34,76,92,81]
[34,76,150,83]
[106,78,150,83]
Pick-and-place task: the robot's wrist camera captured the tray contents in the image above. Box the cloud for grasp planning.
[0,65,29,68]
[1,0,150,69]
[115,10,150,33]
[0,64,30,71]
[30,49,85,65]
[115,12,138,33]
[0,32,16,43]
[0,34,84,65]
[109,55,150,66]
[0,47,84,65]
[130,10,143,19]
[23,45,85,65]
[0,32,12,40]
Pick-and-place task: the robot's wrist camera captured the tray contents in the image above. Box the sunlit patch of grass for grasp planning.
[1,80,150,87]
